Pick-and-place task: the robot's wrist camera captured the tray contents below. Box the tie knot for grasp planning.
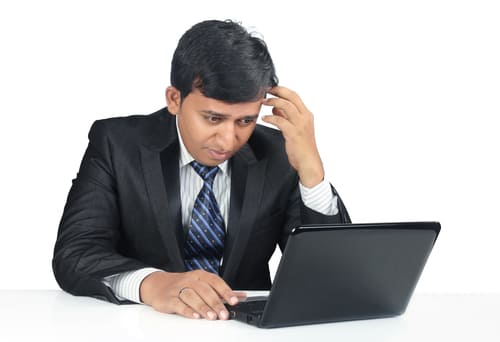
[191,161,219,183]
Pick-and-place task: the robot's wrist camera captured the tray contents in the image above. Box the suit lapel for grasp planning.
[222,144,268,281]
[138,108,269,276]
[139,110,185,271]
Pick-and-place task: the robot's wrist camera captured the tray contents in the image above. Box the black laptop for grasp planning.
[226,222,440,328]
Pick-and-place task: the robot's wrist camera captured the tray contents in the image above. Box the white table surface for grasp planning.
[1,290,499,341]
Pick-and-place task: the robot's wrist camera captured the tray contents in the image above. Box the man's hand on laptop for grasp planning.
[139,270,246,319]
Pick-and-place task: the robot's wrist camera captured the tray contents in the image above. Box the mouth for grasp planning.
[207,148,232,161]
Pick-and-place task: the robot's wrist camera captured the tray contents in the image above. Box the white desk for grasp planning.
[1,290,499,341]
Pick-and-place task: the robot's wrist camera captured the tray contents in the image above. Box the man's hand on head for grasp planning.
[262,86,325,188]
[139,270,246,320]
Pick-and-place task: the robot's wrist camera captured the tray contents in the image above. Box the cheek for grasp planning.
[179,117,208,149]
[190,128,211,148]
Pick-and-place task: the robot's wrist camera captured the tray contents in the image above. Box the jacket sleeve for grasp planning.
[301,184,351,224]
[52,120,148,304]
[279,179,351,250]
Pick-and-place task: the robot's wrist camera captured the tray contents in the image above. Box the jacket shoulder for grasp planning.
[88,108,173,147]
[249,124,288,162]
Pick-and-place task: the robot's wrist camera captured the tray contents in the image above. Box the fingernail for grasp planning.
[193,312,200,319]
[230,296,238,305]
[220,310,229,320]
[207,311,217,320]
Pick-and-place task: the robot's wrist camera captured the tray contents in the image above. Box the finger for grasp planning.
[153,296,201,319]
[191,280,232,320]
[172,298,202,319]
[233,291,247,299]
[272,107,287,118]
[198,271,240,306]
[262,97,299,122]
[178,286,219,320]
[261,114,294,135]
[267,86,307,113]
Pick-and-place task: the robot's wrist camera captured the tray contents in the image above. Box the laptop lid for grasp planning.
[254,221,440,328]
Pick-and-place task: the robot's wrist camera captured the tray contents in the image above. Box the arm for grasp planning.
[262,86,326,188]
[53,119,243,319]
[52,120,148,303]
[262,86,351,225]
[300,182,351,224]
[277,177,351,251]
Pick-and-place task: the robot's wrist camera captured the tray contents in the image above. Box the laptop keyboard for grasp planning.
[227,299,267,315]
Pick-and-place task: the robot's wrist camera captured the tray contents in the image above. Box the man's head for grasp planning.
[167,20,278,166]
[170,19,277,103]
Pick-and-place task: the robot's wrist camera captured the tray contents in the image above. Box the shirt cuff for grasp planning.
[102,267,162,303]
[299,178,339,216]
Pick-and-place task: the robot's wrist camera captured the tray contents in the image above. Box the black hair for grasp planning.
[171,20,278,103]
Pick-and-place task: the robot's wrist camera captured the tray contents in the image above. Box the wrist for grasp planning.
[298,159,325,188]
[139,271,171,305]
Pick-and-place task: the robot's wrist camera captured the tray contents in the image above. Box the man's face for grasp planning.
[167,87,262,166]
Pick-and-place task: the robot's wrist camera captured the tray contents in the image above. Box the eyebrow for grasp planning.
[200,110,259,120]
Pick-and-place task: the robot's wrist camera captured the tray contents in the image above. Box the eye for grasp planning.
[205,115,223,124]
[238,117,256,126]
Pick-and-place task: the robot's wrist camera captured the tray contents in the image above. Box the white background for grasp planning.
[0,0,498,292]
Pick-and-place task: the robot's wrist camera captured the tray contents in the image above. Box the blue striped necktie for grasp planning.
[184,161,225,274]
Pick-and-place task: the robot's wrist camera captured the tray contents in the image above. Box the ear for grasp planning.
[166,86,182,115]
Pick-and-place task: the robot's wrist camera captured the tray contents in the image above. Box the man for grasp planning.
[53,19,350,321]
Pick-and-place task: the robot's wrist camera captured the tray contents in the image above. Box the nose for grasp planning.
[216,122,237,152]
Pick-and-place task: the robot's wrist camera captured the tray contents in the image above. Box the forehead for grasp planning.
[184,89,262,118]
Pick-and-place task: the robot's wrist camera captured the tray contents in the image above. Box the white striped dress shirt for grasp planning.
[104,121,339,303]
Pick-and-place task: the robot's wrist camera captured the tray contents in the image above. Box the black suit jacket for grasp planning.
[53,108,350,303]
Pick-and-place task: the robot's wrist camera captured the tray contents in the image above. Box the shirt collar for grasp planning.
[175,117,229,174]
